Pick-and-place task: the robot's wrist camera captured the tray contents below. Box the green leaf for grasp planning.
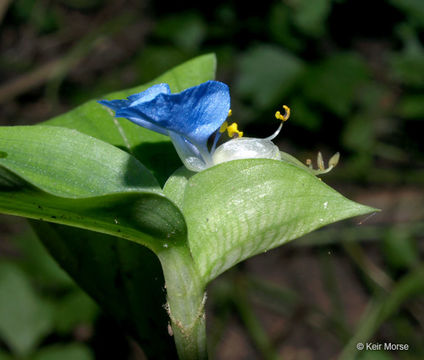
[30,222,178,359]
[46,54,217,184]
[179,159,376,282]
[0,126,185,251]
[0,263,53,357]
[0,125,160,197]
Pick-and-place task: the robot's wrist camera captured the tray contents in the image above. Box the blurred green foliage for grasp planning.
[0,226,98,359]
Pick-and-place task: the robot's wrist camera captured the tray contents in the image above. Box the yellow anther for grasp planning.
[227,122,243,138]
[228,109,232,117]
[275,111,284,121]
[282,105,290,120]
[219,121,228,133]
[275,105,290,122]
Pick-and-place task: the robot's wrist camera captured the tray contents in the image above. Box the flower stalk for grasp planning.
[156,243,208,360]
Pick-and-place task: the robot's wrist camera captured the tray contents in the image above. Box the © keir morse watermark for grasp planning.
[356,342,409,351]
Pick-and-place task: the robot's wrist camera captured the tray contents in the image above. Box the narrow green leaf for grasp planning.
[181,159,377,282]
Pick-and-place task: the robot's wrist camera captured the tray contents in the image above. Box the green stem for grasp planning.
[157,243,208,360]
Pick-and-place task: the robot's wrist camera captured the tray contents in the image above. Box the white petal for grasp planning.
[212,137,281,166]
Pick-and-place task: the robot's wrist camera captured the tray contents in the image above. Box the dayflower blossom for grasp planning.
[99,80,339,174]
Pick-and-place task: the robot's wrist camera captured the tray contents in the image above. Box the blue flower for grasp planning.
[99,81,231,171]
[99,80,338,174]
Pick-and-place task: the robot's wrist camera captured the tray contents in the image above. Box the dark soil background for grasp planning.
[1,0,423,359]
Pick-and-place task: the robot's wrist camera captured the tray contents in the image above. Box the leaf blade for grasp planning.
[0,125,185,251]
[0,125,160,198]
[182,159,377,282]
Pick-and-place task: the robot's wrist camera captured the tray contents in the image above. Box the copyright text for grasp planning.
[356,342,409,351]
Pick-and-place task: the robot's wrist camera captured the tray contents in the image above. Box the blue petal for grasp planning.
[98,81,231,171]
[98,99,129,112]
[98,83,172,135]
[127,83,171,103]
[115,80,230,146]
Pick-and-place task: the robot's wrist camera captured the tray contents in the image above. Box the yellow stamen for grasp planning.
[227,122,243,138]
[219,121,228,133]
[275,105,290,122]
[228,109,232,117]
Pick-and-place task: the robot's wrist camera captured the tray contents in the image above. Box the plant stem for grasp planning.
[157,243,208,360]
